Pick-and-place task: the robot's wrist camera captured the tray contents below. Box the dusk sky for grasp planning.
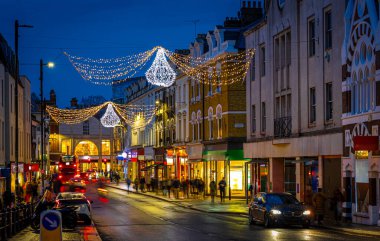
[0,0,242,107]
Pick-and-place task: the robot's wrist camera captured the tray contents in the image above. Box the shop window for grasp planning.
[284,161,296,196]
[304,160,319,205]
[355,158,369,213]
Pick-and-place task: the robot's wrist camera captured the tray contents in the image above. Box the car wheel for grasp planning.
[302,221,310,229]
[264,213,272,228]
[248,210,254,225]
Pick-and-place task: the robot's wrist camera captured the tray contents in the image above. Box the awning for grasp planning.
[353,136,379,151]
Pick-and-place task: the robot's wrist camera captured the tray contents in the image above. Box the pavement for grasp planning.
[105,182,380,237]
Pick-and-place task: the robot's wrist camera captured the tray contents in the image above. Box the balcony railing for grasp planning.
[274,116,291,138]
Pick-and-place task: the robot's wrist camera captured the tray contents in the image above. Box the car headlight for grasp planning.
[271,209,282,215]
[303,210,311,215]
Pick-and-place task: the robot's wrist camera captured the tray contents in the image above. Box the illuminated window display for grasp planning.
[75,141,99,156]
[102,140,111,155]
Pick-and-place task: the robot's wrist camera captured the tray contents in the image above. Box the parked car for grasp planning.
[248,192,312,228]
[55,192,93,225]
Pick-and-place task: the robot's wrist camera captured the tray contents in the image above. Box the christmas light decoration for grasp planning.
[64,47,159,86]
[145,47,176,87]
[164,48,255,85]
[45,102,156,128]
[100,103,121,127]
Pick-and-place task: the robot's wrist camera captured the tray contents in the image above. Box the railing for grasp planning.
[274,116,292,138]
[0,202,35,240]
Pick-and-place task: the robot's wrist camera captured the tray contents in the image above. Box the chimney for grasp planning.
[49,89,56,105]
[70,97,78,108]
[239,0,263,26]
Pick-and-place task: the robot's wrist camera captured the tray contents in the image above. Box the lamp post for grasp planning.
[39,59,54,192]
[14,20,33,198]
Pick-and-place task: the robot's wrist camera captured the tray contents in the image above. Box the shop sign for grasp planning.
[11,164,24,174]
[186,145,203,160]
[138,155,145,161]
[353,136,379,151]
[166,157,174,165]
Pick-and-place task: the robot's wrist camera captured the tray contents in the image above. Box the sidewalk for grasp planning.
[106,182,380,237]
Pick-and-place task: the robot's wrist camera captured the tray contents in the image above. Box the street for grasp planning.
[89,185,380,241]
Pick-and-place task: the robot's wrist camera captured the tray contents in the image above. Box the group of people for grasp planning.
[209,177,226,204]
[312,187,344,225]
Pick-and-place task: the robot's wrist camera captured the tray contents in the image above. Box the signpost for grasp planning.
[40,210,62,241]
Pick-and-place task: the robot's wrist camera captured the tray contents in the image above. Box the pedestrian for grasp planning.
[140,176,146,192]
[209,179,217,204]
[25,181,32,203]
[332,188,344,224]
[134,177,139,193]
[126,176,132,193]
[312,188,327,225]
[218,177,226,203]
[167,178,172,198]
[181,178,189,199]
[31,179,38,203]
[248,183,253,200]
[172,178,180,199]
[115,172,120,185]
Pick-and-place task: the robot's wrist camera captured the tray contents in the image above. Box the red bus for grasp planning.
[58,155,79,183]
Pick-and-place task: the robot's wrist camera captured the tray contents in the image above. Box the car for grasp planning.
[55,192,93,225]
[68,177,87,192]
[248,192,312,228]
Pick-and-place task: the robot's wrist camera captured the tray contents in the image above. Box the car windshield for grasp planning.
[56,192,86,200]
[266,194,299,205]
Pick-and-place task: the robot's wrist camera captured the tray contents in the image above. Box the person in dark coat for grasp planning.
[218,177,226,203]
[209,179,217,204]
[312,188,327,224]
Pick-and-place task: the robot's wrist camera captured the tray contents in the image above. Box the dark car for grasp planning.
[55,192,93,225]
[248,192,312,228]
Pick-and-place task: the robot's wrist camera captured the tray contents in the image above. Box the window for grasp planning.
[261,102,266,132]
[326,83,333,120]
[208,108,213,140]
[83,120,90,135]
[308,18,316,56]
[216,105,222,139]
[250,56,256,81]
[251,105,256,133]
[216,64,222,93]
[260,46,266,76]
[1,79,3,106]
[208,70,213,96]
[310,88,316,123]
[324,10,332,50]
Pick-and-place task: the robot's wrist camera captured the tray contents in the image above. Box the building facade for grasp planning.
[341,0,380,225]
[244,0,344,208]
[0,34,32,193]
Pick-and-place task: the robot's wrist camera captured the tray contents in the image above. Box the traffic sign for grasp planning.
[40,210,62,241]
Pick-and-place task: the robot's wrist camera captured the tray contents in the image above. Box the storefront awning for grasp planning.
[353,136,379,151]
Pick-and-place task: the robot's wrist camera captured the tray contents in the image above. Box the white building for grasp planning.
[341,0,380,225]
[244,0,344,209]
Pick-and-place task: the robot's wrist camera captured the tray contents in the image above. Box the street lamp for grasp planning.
[40,59,54,192]
[14,20,33,199]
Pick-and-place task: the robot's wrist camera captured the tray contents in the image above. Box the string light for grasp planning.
[46,101,156,128]
[145,47,176,87]
[64,47,159,86]
[100,103,121,127]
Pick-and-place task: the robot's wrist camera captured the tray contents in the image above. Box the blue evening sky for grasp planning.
[0,0,241,107]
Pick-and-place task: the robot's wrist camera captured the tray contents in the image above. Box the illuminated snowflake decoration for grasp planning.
[100,104,120,128]
[145,47,176,87]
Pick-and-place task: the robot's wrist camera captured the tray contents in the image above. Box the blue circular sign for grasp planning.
[42,212,60,231]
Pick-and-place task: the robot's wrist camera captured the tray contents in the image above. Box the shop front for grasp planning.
[154,147,166,182]
[78,156,99,172]
[203,148,249,198]
[250,159,269,195]
[165,149,175,179]
[24,163,40,182]
[175,148,188,180]
[186,144,204,183]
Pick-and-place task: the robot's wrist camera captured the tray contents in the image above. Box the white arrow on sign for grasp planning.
[45,216,58,228]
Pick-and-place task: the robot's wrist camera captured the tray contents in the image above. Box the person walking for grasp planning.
[172,178,180,199]
[332,188,344,224]
[312,188,327,225]
[209,179,217,204]
[134,177,139,193]
[218,177,226,203]
[167,178,172,198]
[126,176,132,193]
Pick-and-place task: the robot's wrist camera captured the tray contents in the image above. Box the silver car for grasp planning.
[55,192,93,225]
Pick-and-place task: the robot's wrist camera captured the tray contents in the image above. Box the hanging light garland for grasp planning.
[164,48,255,85]
[64,46,255,87]
[145,47,176,87]
[64,47,159,86]
[45,101,156,128]
[100,103,121,127]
